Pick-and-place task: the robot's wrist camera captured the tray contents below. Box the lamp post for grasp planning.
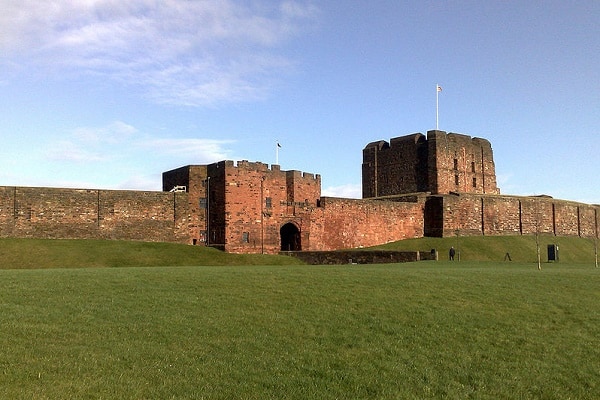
[260,176,265,254]
[206,176,210,247]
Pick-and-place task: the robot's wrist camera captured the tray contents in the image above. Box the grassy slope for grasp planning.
[1,235,597,269]
[0,238,303,269]
[372,234,598,264]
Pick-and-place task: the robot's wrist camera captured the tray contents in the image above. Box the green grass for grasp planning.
[2,235,597,270]
[373,234,598,264]
[0,238,303,269]
[1,262,600,399]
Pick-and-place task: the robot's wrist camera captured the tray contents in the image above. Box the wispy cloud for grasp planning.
[322,183,361,199]
[46,120,138,162]
[143,138,235,163]
[46,121,235,167]
[46,140,108,163]
[0,0,318,106]
[72,121,138,143]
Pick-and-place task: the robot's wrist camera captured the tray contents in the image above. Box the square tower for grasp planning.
[362,130,500,198]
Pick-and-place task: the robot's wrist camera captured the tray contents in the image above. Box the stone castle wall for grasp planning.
[426,192,598,239]
[362,133,428,198]
[309,196,425,251]
[162,164,207,244]
[427,130,499,195]
[0,186,190,242]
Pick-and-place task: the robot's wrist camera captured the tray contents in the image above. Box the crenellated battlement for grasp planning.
[212,160,321,181]
[363,130,499,198]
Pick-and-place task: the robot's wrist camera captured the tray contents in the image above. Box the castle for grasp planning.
[1,130,598,253]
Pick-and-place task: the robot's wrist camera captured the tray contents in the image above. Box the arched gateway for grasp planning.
[280,222,301,251]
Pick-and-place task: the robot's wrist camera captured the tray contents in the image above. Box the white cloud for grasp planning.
[46,140,108,163]
[143,138,235,163]
[72,121,138,143]
[45,120,138,163]
[322,183,361,199]
[0,0,318,106]
[116,174,161,191]
[44,120,236,172]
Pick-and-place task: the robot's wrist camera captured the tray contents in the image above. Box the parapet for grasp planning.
[389,133,426,146]
[286,169,321,182]
[363,140,390,151]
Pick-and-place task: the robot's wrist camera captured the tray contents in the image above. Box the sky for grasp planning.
[0,1,598,204]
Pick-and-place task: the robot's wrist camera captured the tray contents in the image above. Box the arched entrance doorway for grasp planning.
[280,222,301,251]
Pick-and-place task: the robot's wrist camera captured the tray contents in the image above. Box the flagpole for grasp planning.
[276,141,279,165]
[436,84,439,130]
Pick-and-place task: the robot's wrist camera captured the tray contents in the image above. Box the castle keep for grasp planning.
[362,130,499,197]
[0,130,598,253]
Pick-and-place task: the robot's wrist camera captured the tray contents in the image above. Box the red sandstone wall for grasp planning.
[216,161,320,254]
[310,196,424,251]
[579,206,598,238]
[0,186,190,243]
[482,196,521,235]
[439,193,598,239]
[427,130,499,196]
[519,197,555,235]
[362,134,428,198]
[162,165,207,244]
[441,194,484,236]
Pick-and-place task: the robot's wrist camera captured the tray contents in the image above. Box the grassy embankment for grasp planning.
[373,234,598,264]
[0,238,303,269]
[0,234,597,269]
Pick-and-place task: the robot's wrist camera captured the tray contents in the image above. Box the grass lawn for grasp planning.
[1,262,600,399]
[0,238,304,269]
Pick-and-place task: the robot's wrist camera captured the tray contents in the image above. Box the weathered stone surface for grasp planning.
[363,130,499,197]
[0,187,190,242]
[284,250,422,265]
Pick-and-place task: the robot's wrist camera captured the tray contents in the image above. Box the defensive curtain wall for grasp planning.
[0,186,190,242]
[0,130,598,253]
[424,192,598,238]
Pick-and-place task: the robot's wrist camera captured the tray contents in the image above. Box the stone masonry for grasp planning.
[0,130,597,253]
[363,130,499,197]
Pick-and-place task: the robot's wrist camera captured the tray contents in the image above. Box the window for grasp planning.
[199,198,207,209]
[242,232,249,243]
[265,197,272,208]
[472,177,477,188]
[455,175,459,185]
[453,159,458,170]
[471,162,476,173]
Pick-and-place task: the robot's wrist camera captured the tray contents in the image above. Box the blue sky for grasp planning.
[1,1,598,203]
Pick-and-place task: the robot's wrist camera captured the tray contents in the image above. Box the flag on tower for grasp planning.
[436,84,442,130]
[276,141,281,165]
